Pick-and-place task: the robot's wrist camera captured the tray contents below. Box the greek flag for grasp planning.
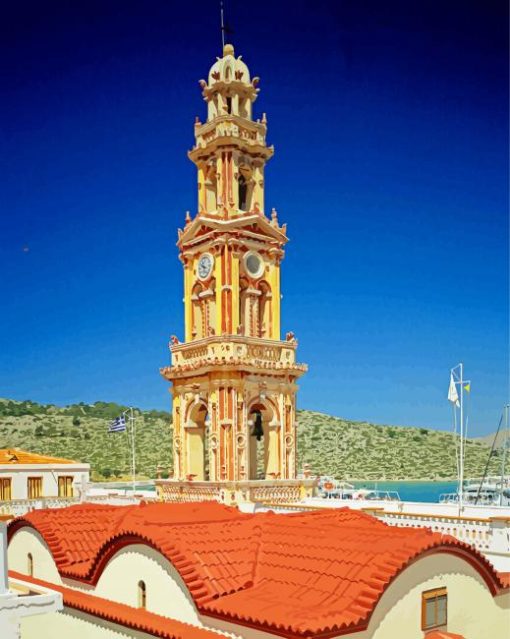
[108,415,126,433]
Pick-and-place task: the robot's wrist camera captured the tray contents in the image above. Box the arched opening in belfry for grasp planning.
[248,402,272,480]
[239,97,249,119]
[186,402,209,481]
[257,280,272,338]
[238,165,254,212]
[226,96,232,114]
[238,174,248,211]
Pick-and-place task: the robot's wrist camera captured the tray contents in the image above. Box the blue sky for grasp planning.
[1,1,508,434]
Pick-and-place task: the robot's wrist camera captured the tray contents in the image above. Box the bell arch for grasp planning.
[247,397,279,480]
[185,399,209,481]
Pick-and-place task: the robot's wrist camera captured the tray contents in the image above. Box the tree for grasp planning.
[72,417,81,426]
[101,468,112,479]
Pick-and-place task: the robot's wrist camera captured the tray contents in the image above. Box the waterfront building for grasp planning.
[158,44,313,504]
[0,449,90,516]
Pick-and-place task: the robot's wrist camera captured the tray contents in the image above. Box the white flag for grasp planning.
[448,373,460,407]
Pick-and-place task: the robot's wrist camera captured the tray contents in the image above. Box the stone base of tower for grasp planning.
[155,478,316,506]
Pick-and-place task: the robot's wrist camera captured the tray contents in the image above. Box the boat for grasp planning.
[317,477,400,501]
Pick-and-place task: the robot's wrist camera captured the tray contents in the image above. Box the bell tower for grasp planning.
[160,45,308,496]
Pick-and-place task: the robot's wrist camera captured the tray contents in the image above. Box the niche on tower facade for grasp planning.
[191,283,204,340]
[203,161,217,212]
[257,280,272,338]
[191,278,216,340]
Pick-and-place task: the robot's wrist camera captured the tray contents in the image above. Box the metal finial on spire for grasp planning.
[220,0,234,53]
[220,0,225,49]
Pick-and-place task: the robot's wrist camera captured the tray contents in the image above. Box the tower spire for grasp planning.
[160,45,307,492]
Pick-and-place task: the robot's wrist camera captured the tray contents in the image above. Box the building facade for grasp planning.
[0,449,90,516]
[160,45,307,491]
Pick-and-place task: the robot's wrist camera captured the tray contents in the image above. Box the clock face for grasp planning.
[245,251,263,278]
[197,253,213,280]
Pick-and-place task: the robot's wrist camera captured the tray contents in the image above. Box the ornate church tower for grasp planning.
[160,45,308,496]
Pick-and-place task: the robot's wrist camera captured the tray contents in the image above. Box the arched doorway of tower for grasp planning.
[248,399,278,480]
[185,401,210,481]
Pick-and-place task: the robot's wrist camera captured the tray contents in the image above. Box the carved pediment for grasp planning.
[178,213,288,249]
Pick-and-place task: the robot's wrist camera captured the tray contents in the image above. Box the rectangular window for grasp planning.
[0,478,11,501]
[58,476,74,497]
[422,587,447,630]
[27,477,43,499]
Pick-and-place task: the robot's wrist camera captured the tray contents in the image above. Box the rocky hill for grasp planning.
[0,399,501,481]
[474,429,510,450]
[297,410,501,480]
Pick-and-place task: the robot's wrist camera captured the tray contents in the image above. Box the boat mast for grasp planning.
[501,404,509,503]
[450,363,470,514]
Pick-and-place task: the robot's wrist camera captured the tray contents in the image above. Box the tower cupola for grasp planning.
[200,44,259,121]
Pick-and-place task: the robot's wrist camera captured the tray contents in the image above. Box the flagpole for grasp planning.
[458,363,464,515]
[129,407,136,493]
[126,407,136,493]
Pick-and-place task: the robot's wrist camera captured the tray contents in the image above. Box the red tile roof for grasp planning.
[425,633,465,639]
[0,448,80,465]
[498,571,510,588]
[8,502,506,638]
[9,570,225,639]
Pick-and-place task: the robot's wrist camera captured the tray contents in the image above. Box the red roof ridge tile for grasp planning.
[8,570,225,639]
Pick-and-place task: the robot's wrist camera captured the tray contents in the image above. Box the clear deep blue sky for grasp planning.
[1,1,508,434]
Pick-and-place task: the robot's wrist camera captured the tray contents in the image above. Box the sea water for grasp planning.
[122,480,458,503]
[352,481,458,503]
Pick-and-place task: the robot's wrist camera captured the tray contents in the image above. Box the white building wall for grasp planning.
[0,524,62,639]
[364,553,510,639]
[8,529,62,584]
[21,608,162,639]
[0,464,89,500]
[94,544,201,625]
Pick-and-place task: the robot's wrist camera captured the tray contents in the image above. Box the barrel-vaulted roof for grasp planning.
[8,502,506,638]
